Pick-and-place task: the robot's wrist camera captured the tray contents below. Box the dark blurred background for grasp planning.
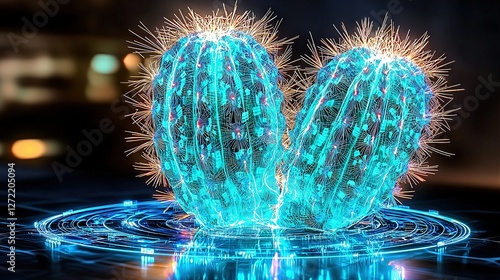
[0,0,498,196]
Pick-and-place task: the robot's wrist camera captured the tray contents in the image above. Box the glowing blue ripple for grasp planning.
[35,201,470,259]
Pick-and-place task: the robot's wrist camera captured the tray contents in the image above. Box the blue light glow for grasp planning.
[123,200,136,207]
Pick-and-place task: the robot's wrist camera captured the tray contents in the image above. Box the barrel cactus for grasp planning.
[278,19,456,230]
[126,7,295,227]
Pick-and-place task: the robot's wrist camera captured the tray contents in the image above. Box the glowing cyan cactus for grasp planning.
[127,7,456,231]
[278,20,456,230]
[126,7,294,227]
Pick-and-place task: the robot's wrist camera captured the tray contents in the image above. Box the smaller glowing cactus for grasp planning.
[126,6,295,228]
[278,19,457,230]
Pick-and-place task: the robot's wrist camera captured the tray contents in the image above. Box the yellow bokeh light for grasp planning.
[11,139,47,159]
[123,53,141,72]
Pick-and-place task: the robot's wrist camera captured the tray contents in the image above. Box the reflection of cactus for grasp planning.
[127,7,294,227]
[278,19,456,231]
